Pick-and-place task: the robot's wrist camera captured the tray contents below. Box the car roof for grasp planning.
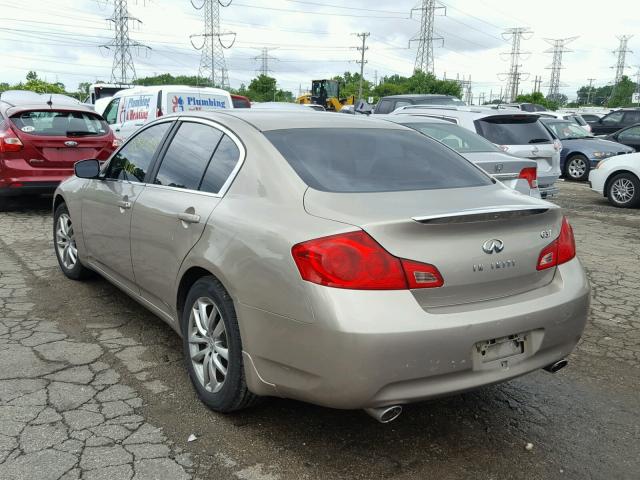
[113,85,230,97]
[165,110,409,132]
[393,105,541,119]
[380,94,456,100]
[1,101,98,117]
[375,114,450,125]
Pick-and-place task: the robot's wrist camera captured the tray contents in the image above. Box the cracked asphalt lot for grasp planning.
[0,181,638,480]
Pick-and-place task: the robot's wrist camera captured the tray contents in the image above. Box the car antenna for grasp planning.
[47,94,53,107]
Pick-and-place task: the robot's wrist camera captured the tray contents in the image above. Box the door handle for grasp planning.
[177,212,201,224]
[117,200,132,209]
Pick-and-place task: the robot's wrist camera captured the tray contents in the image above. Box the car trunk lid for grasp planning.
[304,186,561,307]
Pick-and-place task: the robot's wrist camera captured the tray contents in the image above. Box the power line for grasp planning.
[499,27,532,102]
[410,0,445,75]
[544,36,578,101]
[100,0,151,84]
[190,0,235,89]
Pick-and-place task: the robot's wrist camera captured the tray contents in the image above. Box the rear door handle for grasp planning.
[117,200,132,209]
[177,212,201,224]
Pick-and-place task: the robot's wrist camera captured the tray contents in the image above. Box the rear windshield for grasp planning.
[474,116,552,145]
[232,97,251,108]
[402,122,501,153]
[11,110,109,137]
[264,128,492,193]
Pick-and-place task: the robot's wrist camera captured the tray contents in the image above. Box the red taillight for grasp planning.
[536,217,576,271]
[291,231,444,290]
[518,167,538,189]
[0,121,23,153]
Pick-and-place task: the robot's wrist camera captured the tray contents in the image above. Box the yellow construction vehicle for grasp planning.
[296,79,355,111]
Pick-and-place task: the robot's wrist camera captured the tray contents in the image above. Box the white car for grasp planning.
[589,153,640,208]
[101,85,233,141]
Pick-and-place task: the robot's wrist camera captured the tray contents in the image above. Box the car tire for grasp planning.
[181,276,259,412]
[564,154,590,182]
[53,203,92,280]
[607,172,640,208]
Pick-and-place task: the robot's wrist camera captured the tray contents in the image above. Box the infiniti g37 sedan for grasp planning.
[53,111,590,422]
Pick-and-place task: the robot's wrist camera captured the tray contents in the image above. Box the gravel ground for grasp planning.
[0,180,638,480]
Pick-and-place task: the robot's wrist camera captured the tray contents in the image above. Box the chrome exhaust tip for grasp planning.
[364,405,403,423]
[543,358,568,373]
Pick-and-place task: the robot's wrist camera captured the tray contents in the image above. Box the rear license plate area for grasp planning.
[474,333,528,369]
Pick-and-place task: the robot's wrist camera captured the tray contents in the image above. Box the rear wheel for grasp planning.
[607,173,640,208]
[54,203,92,280]
[181,276,259,412]
[564,154,590,181]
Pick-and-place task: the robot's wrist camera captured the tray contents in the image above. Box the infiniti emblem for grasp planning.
[531,146,539,155]
[64,141,78,147]
[482,239,504,254]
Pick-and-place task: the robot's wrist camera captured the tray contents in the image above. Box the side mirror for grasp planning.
[74,159,101,179]
[354,99,373,115]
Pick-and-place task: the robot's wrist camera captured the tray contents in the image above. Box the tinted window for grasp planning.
[543,121,589,140]
[265,128,491,193]
[103,98,120,124]
[154,122,222,190]
[581,114,600,123]
[404,123,501,153]
[200,135,241,194]
[11,110,109,136]
[393,100,412,110]
[474,116,553,145]
[618,126,640,142]
[375,100,393,114]
[601,111,624,125]
[623,111,640,124]
[232,97,251,108]
[105,122,170,182]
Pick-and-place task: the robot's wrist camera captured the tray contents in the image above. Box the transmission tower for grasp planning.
[190,0,236,89]
[544,37,577,101]
[409,0,445,74]
[100,0,150,84]
[253,47,278,76]
[499,27,532,103]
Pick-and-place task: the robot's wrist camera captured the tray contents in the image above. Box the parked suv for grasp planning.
[373,94,465,114]
[391,105,561,197]
[590,108,640,136]
[0,90,116,206]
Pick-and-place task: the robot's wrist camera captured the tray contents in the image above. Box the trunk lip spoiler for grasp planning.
[411,204,557,222]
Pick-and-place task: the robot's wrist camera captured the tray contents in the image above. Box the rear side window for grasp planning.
[375,100,393,114]
[154,122,223,190]
[264,128,491,193]
[404,123,501,153]
[623,111,640,124]
[11,110,109,136]
[474,116,552,145]
[105,122,171,182]
[200,135,241,194]
[601,111,624,125]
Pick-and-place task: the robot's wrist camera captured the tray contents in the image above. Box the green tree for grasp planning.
[371,71,462,102]
[608,76,637,107]
[245,74,292,102]
[514,91,559,110]
[8,72,66,94]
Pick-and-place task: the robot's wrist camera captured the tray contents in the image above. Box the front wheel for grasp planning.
[53,204,92,280]
[565,155,590,181]
[181,276,259,412]
[607,173,640,208]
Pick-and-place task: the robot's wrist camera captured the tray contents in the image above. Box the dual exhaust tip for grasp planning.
[364,359,568,423]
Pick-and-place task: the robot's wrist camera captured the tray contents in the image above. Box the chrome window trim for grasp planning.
[412,204,558,222]
[146,116,246,199]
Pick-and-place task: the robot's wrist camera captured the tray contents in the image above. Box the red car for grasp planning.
[0,93,116,204]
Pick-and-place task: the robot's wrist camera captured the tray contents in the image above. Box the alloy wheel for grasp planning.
[188,297,229,393]
[611,178,635,204]
[567,158,587,179]
[55,213,78,270]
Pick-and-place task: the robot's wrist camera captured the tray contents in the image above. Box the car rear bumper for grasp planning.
[239,258,590,409]
[0,163,72,196]
[538,184,559,197]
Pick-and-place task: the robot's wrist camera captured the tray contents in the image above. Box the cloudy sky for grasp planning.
[3,0,639,101]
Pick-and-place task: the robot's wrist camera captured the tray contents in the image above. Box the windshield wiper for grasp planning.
[528,138,551,144]
[66,131,98,136]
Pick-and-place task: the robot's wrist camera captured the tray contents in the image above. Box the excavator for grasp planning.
[296,79,356,111]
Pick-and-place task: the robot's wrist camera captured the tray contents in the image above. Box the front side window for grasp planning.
[154,122,223,190]
[105,122,171,182]
[103,98,120,125]
[11,110,109,136]
[200,135,241,194]
[601,111,624,125]
[618,126,640,142]
[404,123,501,153]
[474,116,553,145]
[265,128,491,193]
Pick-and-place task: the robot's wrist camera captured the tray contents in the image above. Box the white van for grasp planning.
[101,85,233,141]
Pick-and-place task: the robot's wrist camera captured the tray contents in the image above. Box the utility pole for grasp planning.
[253,47,278,76]
[635,67,640,106]
[374,70,378,87]
[532,75,542,93]
[586,78,596,104]
[409,0,445,74]
[500,28,532,103]
[459,75,472,104]
[354,32,370,101]
[190,0,236,89]
[100,0,150,84]
[544,37,577,102]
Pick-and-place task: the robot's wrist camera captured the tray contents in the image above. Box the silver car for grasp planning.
[377,115,541,198]
[53,111,590,423]
[391,106,562,198]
